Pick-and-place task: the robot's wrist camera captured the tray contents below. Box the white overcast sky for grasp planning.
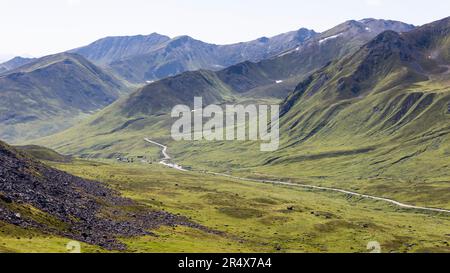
[0,0,449,60]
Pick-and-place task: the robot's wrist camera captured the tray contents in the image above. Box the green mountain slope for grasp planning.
[237,19,415,98]
[0,53,129,143]
[0,56,36,74]
[73,29,318,83]
[280,17,450,142]
[0,140,201,250]
[107,35,229,83]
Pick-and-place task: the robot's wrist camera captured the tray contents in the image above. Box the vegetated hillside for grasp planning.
[73,28,318,83]
[0,57,36,74]
[260,16,450,205]
[119,70,236,117]
[31,69,239,159]
[88,19,418,114]
[0,140,203,250]
[0,53,129,143]
[234,18,416,98]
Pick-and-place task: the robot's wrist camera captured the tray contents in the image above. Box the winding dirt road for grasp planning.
[144,138,450,214]
[144,138,186,171]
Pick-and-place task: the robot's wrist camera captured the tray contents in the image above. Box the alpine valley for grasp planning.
[0,15,449,253]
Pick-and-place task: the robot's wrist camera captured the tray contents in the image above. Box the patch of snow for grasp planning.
[146,80,155,84]
[276,80,283,84]
[319,33,343,44]
[365,27,372,32]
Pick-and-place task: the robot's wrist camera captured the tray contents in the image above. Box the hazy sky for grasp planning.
[0,0,449,60]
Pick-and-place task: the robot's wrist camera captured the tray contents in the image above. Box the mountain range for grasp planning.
[95,19,416,118]
[32,17,450,207]
[0,19,414,143]
[1,15,450,253]
[71,28,317,83]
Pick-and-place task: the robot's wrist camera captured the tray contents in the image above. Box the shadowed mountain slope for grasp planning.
[0,140,203,250]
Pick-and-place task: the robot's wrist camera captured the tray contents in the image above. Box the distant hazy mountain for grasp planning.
[36,19,419,158]
[0,56,36,73]
[71,33,172,65]
[118,70,236,117]
[72,28,317,83]
[0,53,128,142]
